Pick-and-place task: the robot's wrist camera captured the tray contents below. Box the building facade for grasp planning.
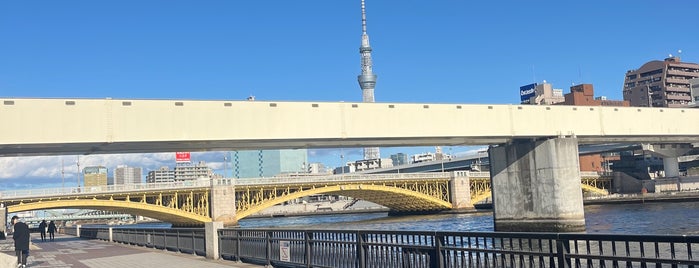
[114,165,142,185]
[147,166,175,183]
[622,56,699,107]
[390,153,408,166]
[520,81,565,105]
[231,149,308,178]
[559,84,630,106]
[690,78,699,108]
[83,166,108,187]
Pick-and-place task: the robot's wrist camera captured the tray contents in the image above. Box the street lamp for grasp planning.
[223,154,228,179]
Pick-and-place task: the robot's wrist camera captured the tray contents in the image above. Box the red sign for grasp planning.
[175,152,191,162]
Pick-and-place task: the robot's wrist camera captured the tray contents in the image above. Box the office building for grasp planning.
[520,81,565,105]
[114,165,142,185]
[147,166,175,183]
[231,149,308,178]
[622,56,699,107]
[690,78,699,108]
[83,166,108,187]
[390,153,408,166]
[559,84,629,106]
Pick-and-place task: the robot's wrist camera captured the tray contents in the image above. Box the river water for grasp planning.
[237,201,699,235]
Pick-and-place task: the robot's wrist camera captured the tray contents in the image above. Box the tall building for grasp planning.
[520,81,564,105]
[83,166,108,187]
[173,161,213,181]
[390,153,408,166]
[231,149,308,178]
[622,56,699,107]
[357,0,379,160]
[690,78,699,108]
[147,166,175,183]
[114,165,143,185]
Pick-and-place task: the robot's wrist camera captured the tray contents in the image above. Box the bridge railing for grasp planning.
[0,173,454,200]
[218,228,699,268]
[78,227,206,256]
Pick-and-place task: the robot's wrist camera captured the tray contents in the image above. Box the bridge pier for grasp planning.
[643,144,692,178]
[210,182,237,226]
[449,172,474,211]
[0,205,6,239]
[489,137,585,232]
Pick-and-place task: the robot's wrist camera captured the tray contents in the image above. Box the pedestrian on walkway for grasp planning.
[38,220,47,242]
[47,221,57,241]
[11,215,30,268]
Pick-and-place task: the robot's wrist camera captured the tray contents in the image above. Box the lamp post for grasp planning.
[223,154,228,179]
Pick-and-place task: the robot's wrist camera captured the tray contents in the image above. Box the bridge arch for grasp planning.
[235,183,452,221]
[9,199,210,226]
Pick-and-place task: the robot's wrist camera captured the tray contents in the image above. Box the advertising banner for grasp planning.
[520,83,538,103]
[175,152,191,163]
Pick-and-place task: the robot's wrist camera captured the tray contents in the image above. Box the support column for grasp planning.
[205,221,223,259]
[489,137,585,232]
[643,144,692,178]
[0,205,6,239]
[210,180,237,226]
[449,172,474,211]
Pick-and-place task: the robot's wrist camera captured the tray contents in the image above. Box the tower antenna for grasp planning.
[358,0,379,160]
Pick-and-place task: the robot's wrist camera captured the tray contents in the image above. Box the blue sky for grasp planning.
[1,1,697,189]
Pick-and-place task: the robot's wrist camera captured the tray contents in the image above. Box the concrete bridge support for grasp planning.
[0,206,6,239]
[210,183,237,226]
[643,144,692,178]
[449,172,474,211]
[489,137,585,232]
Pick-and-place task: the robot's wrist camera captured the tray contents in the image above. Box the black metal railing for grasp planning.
[78,227,206,256]
[219,229,699,268]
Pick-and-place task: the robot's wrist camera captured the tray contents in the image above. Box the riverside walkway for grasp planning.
[0,234,262,268]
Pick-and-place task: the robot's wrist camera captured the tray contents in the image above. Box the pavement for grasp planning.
[0,234,263,268]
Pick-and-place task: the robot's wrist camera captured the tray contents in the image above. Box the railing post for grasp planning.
[235,230,242,262]
[434,232,444,268]
[556,234,571,268]
[305,231,311,267]
[205,221,223,259]
[108,227,113,242]
[266,230,272,267]
[357,231,366,268]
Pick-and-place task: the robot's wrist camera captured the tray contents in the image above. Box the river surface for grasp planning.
[236,201,699,235]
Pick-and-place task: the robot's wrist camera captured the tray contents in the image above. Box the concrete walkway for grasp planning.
[0,234,262,268]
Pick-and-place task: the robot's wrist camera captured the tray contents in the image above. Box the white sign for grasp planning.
[279,240,290,262]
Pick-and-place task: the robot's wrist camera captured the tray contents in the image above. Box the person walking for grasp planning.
[47,221,57,241]
[11,215,30,268]
[38,220,47,242]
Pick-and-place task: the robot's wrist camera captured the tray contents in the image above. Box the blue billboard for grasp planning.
[519,83,538,103]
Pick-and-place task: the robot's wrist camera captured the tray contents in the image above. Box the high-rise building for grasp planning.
[173,161,213,181]
[83,166,108,187]
[520,81,565,105]
[114,165,143,185]
[390,153,408,166]
[622,56,699,107]
[357,0,379,160]
[147,166,175,183]
[231,149,308,178]
[690,78,699,108]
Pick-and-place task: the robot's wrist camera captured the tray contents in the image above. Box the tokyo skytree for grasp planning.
[358,0,380,160]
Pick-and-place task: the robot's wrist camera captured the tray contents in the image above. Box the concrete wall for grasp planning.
[654,176,699,192]
[489,137,585,232]
[612,172,645,194]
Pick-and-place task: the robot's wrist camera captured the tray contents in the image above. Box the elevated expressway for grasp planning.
[0,98,697,230]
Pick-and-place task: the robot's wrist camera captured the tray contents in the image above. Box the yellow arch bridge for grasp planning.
[0,172,611,226]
